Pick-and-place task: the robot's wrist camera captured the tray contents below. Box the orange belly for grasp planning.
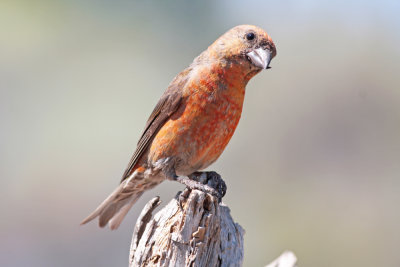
[148,70,246,175]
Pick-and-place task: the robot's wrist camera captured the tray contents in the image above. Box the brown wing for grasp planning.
[120,69,190,182]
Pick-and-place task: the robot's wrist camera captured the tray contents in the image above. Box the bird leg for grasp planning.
[189,171,227,199]
[165,170,227,200]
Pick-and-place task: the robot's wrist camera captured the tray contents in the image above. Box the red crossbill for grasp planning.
[81,25,276,229]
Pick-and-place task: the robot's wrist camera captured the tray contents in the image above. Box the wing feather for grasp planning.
[120,69,190,181]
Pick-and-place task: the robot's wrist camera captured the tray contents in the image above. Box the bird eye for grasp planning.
[246,32,255,41]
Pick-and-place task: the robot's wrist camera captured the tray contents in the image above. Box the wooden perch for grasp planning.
[129,188,244,267]
[129,188,297,267]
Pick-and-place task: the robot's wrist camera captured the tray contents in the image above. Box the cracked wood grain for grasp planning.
[129,189,244,267]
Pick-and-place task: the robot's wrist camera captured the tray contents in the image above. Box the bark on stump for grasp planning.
[129,188,298,267]
[129,188,244,267]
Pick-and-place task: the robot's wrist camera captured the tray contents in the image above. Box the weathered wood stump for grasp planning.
[129,188,297,267]
[129,188,244,267]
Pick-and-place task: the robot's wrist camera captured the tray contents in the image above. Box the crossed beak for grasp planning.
[246,48,273,69]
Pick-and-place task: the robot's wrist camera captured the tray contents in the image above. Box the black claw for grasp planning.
[179,171,227,200]
[205,171,227,200]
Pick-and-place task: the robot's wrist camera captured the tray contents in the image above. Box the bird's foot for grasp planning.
[190,171,227,199]
[173,175,220,199]
[187,171,227,201]
[166,169,226,201]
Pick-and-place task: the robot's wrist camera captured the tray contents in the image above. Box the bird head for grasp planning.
[207,25,277,71]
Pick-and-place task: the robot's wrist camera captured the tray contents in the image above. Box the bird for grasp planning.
[81,25,276,230]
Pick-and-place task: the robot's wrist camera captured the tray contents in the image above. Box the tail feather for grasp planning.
[81,185,124,226]
[81,171,160,229]
[108,194,142,230]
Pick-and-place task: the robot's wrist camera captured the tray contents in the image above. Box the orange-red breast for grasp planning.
[81,25,276,229]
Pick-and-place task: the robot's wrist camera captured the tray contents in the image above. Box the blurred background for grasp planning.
[1,0,400,266]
